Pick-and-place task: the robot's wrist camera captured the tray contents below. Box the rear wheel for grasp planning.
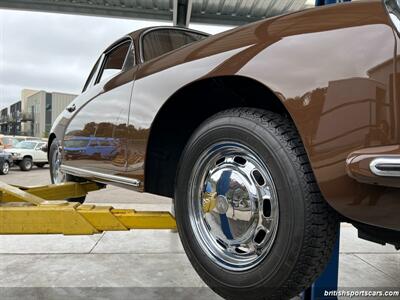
[49,139,86,203]
[19,157,33,171]
[0,161,10,175]
[175,108,338,300]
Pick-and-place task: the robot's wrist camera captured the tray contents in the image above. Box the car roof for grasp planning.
[19,140,42,143]
[103,26,210,54]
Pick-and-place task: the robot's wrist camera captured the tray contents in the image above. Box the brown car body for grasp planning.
[50,0,400,241]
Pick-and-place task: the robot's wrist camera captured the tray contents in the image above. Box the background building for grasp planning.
[20,89,39,135]
[26,91,76,137]
[0,101,22,135]
[0,108,8,133]
[0,89,76,137]
[8,101,22,135]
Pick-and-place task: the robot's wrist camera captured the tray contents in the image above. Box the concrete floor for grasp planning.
[0,167,399,299]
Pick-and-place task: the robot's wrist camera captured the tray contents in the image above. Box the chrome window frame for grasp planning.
[138,26,209,64]
[82,55,102,93]
[94,37,135,85]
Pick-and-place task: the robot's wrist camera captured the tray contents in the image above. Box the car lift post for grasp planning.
[301,224,341,300]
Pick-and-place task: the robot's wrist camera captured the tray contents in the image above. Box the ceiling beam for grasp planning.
[0,0,173,22]
[0,0,310,26]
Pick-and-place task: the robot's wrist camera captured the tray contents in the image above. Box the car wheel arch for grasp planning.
[144,75,304,198]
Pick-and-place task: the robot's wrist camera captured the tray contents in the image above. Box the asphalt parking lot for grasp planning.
[0,166,399,299]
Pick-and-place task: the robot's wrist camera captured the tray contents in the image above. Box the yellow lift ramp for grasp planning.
[0,181,176,235]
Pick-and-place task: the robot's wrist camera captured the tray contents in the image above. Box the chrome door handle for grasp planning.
[66,104,76,113]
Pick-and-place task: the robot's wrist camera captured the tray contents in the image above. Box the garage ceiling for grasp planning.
[0,0,314,26]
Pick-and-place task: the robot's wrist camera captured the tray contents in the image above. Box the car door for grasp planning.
[125,28,208,183]
[63,38,137,177]
[24,141,38,160]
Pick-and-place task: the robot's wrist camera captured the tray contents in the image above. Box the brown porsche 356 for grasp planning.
[49,0,400,298]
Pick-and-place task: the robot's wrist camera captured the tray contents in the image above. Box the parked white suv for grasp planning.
[6,140,48,171]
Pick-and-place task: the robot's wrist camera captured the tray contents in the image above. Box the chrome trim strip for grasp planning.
[60,165,140,187]
[370,157,400,177]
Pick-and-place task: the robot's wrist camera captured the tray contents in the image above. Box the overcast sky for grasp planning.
[0,9,231,109]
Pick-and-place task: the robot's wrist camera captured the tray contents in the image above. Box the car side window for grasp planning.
[141,29,208,62]
[96,40,132,84]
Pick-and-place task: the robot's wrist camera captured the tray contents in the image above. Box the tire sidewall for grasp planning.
[49,139,60,184]
[175,114,307,294]
[48,139,86,203]
[21,158,32,171]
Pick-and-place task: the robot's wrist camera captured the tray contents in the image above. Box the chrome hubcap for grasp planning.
[189,142,279,271]
[52,145,65,183]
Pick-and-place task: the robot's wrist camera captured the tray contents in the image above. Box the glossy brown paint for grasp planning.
[128,0,400,230]
[63,68,135,174]
[51,0,400,230]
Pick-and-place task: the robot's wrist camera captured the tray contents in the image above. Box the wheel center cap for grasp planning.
[216,195,229,214]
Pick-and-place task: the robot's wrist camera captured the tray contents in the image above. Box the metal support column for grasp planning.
[173,0,192,27]
[315,0,351,6]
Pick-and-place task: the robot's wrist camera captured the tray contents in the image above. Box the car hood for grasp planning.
[5,148,29,154]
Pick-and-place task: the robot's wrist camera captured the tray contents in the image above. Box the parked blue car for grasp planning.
[64,137,117,160]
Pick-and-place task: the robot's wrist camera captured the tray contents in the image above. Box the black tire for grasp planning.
[20,157,33,171]
[35,163,46,168]
[49,139,86,203]
[0,161,10,175]
[175,108,338,300]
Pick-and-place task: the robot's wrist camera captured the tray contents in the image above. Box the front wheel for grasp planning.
[49,139,86,203]
[175,108,338,300]
[19,157,33,171]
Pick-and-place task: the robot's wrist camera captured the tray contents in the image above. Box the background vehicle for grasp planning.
[14,136,45,143]
[0,151,13,175]
[48,1,400,299]
[6,140,48,171]
[0,135,42,150]
[64,137,117,160]
[0,135,19,149]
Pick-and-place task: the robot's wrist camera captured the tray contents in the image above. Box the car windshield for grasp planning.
[3,137,19,146]
[64,140,90,148]
[15,141,37,149]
